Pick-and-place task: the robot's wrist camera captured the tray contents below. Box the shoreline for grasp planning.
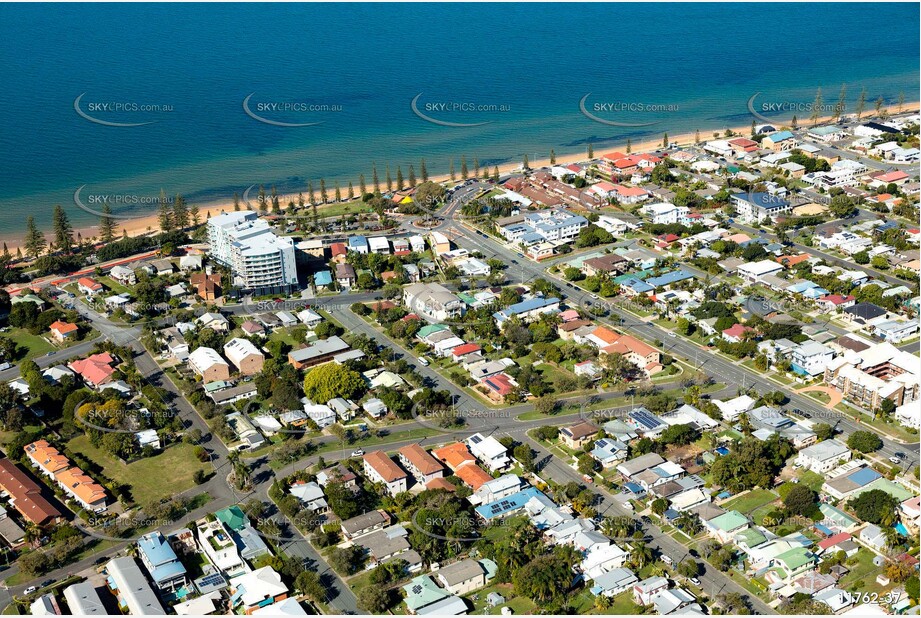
[2,102,917,255]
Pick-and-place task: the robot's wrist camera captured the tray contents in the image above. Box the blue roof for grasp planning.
[769,130,795,141]
[787,281,819,293]
[313,270,333,286]
[877,221,899,231]
[494,297,560,322]
[150,560,187,585]
[475,487,544,520]
[621,278,654,293]
[348,235,368,247]
[737,192,790,208]
[138,532,180,567]
[645,270,694,288]
[847,467,882,486]
[624,482,645,494]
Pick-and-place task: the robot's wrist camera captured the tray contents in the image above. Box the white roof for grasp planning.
[223,337,263,364]
[738,260,784,276]
[252,598,308,616]
[466,433,507,459]
[233,567,288,608]
[188,347,229,371]
[368,236,390,251]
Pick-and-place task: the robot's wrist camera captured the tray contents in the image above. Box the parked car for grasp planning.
[24,586,36,595]
[689,577,701,586]
[661,555,673,566]
[351,449,364,457]
[418,357,430,366]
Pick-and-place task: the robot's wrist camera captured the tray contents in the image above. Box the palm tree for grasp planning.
[628,541,654,569]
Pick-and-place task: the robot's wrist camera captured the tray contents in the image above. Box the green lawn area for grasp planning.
[469,583,537,615]
[268,327,301,348]
[98,275,133,296]
[723,489,779,515]
[796,470,826,492]
[67,435,211,507]
[5,327,55,360]
[315,200,373,220]
[838,548,886,595]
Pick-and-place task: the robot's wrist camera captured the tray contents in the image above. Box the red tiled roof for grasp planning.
[723,324,755,339]
[398,444,444,476]
[451,343,482,357]
[77,277,102,290]
[69,353,116,386]
[363,451,407,482]
[817,532,851,550]
[484,373,515,395]
[0,459,62,525]
[433,442,476,471]
[820,294,855,305]
[454,463,493,490]
[49,320,78,335]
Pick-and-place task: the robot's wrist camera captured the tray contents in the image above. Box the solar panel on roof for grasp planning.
[412,585,422,594]
[469,435,482,444]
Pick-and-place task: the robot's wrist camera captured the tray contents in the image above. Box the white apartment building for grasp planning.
[207,211,298,292]
[641,202,688,225]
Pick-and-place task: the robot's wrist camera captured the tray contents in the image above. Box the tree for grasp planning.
[587,143,594,158]
[99,203,116,243]
[50,204,74,253]
[192,469,207,484]
[303,364,365,403]
[662,133,669,148]
[833,83,847,121]
[628,541,654,569]
[783,484,817,517]
[906,575,919,602]
[848,489,899,525]
[651,498,669,516]
[23,216,46,258]
[514,444,535,472]
[847,430,882,453]
[158,189,173,231]
[855,86,867,120]
[809,88,823,126]
[533,394,558,415]
[295,570,326,602]
[577,454,596,476]
[512,553,572,603]
[420,158,428,182]
[813,423,834,441]
[172,194,189,229]
[677,559,700,578]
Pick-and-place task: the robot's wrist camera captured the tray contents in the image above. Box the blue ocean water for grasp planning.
[0,2,917,236]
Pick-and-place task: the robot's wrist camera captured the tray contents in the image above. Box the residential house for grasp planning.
[188,347,232,382]
[363,451,409,497]
[223,338,265,375]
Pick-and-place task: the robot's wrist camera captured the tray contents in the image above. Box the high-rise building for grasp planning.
[207,211,298,292]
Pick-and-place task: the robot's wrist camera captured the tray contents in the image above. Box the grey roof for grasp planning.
[356,529,410,559]
[289,336,350,363]
[341,510,389,535]
[437,558,485,586]
[618,452,665,476]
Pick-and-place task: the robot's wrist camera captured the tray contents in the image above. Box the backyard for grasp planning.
[66,435,211,507]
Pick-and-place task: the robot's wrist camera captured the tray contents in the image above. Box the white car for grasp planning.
[661,555,673,566]
[889,456,903,464]
[24,586,36,595]
[351,449,364,457]
[689,577,701,586]
[667,332,677,338]
[418,357,430,366]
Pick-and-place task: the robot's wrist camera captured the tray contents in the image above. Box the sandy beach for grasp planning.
[3,102,917,256]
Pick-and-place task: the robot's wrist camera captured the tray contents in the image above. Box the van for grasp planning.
[418,357,430,366]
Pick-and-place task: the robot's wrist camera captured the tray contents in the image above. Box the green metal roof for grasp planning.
[710,510,748,532]
[402,575,450,611]
[736,528,767,548]
[215,505,247,531]
[775,547,813,571]
[417,324,448,338]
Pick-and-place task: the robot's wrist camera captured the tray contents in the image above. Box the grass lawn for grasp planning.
[796,470,826,492]
[315,200,373,220]
[838,548,886,595]
[5,327,55,360]
[268,327,301,349]
[98,275,133,296]
[723,489,778,515]
[67,435,211,507]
